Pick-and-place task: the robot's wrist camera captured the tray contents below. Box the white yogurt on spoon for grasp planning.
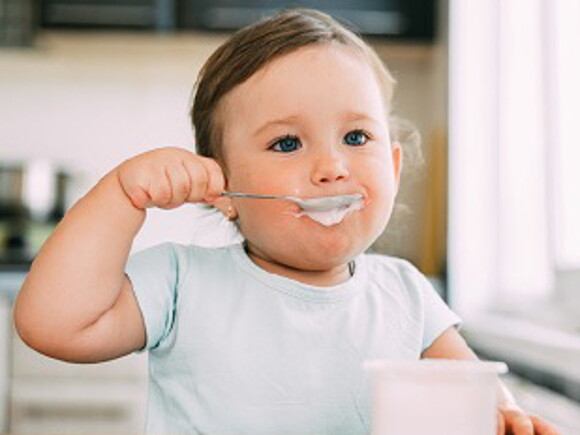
[293,196,364,226]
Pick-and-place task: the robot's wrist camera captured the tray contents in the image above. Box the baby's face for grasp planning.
[218,43,401,284]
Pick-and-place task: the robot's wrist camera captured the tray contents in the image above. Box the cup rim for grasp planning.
[363,358,508,375]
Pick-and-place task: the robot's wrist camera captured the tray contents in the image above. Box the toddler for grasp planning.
[14,8,558,435]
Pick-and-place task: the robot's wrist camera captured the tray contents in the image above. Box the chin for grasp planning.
[308,214,377,248]
[290,232,368,270]
[246,212,382,270]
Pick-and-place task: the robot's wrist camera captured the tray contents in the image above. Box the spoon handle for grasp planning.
[221,191,289,201]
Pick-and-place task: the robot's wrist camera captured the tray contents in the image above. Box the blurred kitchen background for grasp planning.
[1,0,580,433]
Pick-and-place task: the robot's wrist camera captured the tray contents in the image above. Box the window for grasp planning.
[448,0,580,328]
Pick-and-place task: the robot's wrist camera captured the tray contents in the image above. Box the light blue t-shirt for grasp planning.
[125,242,461,435]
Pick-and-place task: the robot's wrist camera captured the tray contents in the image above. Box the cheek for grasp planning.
[226,162,304,236]
[361,155,398,220]
[229,162,305,196]
[357,151,396,193]
[235,199,295,232]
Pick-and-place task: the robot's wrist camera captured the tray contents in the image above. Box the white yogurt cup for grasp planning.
[363,359,508,435]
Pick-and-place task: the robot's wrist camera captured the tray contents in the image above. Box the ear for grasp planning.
[213,196,238,221]
[391,141,403,191]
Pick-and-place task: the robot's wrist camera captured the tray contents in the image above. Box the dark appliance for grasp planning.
[0,162,70,268]
[40,0,177,30]
[179,0,437,40]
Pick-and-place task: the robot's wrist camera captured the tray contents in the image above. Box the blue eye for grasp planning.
[271,135,301,153]
[344,129,369,146]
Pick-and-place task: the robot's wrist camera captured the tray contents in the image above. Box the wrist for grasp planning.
[102,169,146,212]
[91,170,147,226]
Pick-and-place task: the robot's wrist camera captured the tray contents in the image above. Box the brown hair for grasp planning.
[190,8,398,163]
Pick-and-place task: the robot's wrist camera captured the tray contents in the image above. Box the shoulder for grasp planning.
[131,242,238,262]
[362,252,428,288]
[360,253,433,308]
[128,242,240,280]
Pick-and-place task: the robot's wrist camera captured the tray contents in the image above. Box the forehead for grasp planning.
[217,43,388,132]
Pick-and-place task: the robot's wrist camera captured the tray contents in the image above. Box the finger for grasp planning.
[508,414,534,435]
[182,157,211,203]
[121,181,152,209]
[530,415,561,435]
[116,167,152,209]
[497,411,506,435]
[199,156,226,201]
[120,172,154,209]
[164,164,191,209]
[147,167,173,208]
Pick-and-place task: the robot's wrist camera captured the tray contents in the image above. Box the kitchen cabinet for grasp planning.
[0,0,36,46]
[0,271,148,434]
[10,333,148,434]
[0,271,24,433]
[40,0,176,31]
[0,293,10,431]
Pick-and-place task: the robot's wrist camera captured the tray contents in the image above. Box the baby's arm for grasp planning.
[13,147,224,363]
[422,328,560,435]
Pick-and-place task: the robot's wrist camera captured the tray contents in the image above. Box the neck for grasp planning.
[244,243,353,287]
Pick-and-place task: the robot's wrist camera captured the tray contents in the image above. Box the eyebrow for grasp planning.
[252,115,302,137]
[342,111,380,124]
[252,112,379,137]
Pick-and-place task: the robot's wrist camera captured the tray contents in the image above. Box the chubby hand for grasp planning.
[497,405,561,435]
[116,147,225,210]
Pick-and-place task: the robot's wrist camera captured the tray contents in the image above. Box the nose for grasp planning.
[310,148,350,185]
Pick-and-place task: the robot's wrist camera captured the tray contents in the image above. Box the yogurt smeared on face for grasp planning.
[294,197,364,226]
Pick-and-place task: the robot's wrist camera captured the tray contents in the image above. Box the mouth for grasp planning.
[294,196,365,226]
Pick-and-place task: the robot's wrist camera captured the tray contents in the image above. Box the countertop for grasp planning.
[463,314,580,403]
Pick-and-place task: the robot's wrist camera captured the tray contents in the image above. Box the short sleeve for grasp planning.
[418,273,462,351]
[125,243,179,351]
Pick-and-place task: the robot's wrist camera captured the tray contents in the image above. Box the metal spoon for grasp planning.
[221,191,363,212]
